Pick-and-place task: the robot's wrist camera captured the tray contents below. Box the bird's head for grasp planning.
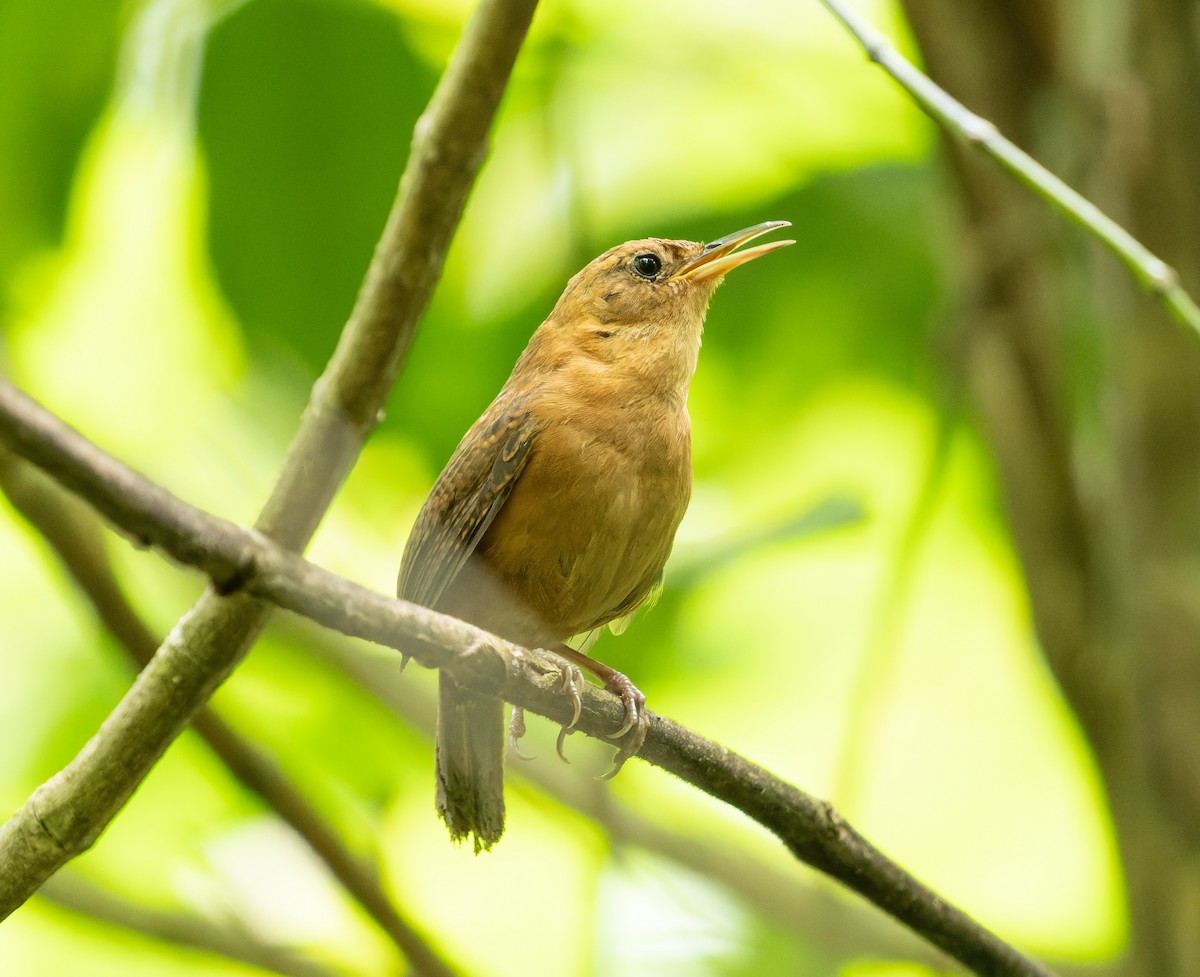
[555,220,794,332]
[528,221,794,393]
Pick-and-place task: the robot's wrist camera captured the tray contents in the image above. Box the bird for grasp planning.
[397,221,794,852]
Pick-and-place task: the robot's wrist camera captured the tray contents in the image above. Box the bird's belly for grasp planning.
[477,426,691,642]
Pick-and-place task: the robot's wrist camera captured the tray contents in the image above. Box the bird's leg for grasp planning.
[554,644,649,777]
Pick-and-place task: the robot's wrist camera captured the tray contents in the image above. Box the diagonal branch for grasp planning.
[0,450,458,977]
[258,0,541,549]
[312,630,959,974]
[0,381,1058,977]
[324,631,1113,976]
[5,437,940,977]
[816,0,1200,338]
[37,874,346,977]
[0,0,539,926]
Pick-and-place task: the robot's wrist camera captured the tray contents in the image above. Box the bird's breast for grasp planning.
[477,394,692,640]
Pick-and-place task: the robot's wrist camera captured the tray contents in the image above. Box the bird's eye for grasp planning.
[631,252,662,280]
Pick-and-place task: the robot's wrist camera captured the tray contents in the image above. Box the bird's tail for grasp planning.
[435,672,505,852]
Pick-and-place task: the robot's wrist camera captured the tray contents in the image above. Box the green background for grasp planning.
[0,0,1124,974]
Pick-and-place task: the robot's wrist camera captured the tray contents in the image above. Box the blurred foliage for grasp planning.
[0,0,123,286]
[0,0,1125,975]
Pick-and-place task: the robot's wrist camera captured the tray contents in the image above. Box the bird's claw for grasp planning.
[562,664,585,729]
[596,670,649,780]
[509,706,535,761]
[605,670,646,740]
[522,648,649,774]
[554,664,586,762]
[550,646,650,778]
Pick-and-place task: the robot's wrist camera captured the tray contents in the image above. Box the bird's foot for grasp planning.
[595,669,648,780]
[508,706,535,760]
[552,663,586,762]
[555,645,649,779]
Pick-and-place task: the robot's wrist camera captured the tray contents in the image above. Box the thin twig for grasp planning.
[0,449,457,977]
[0,0,539,926]
[0,379,1058,977]
[817,0,1200,338]
[38,874,345,977]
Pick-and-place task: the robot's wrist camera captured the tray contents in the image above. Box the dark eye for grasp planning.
[631,252,662,279]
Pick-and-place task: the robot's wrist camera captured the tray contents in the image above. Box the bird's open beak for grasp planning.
[672,221,795,284]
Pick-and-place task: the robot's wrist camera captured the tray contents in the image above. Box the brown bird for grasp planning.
[398,221,794,851]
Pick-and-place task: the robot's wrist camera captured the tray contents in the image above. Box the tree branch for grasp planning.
[0,0,538,926]
[817,0,1200,338]
[3,440,941,976]
[0,380,1058,977]
[0,450,458,977]
[257,0,541,549]
[311,629,958,974]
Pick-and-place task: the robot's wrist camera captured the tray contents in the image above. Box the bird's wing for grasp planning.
[397,402,538,608]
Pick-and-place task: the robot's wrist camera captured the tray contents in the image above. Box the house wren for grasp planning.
[398,221,793,851]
